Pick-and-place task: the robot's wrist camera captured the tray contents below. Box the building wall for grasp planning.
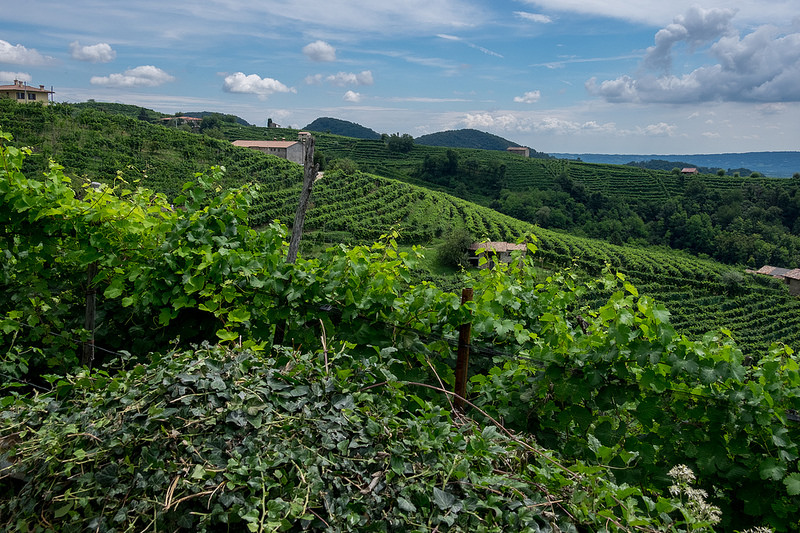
[285,143,305,165]
[787,279,800,296]
[0,89,50,104]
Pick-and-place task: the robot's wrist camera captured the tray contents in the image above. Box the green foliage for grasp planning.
[436,227,474,269]
[2,128,800,530]
[386,133,414,153]
[304,117,381,139]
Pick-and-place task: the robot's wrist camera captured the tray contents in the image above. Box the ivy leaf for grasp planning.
[432,487,455,510]
[397,496,417,513]
[784,473,800,496]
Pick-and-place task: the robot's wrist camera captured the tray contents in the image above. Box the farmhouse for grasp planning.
[468,241,527,269]
[0,79,54,105]
[232,138,305,164]
[159,116,202,128]
[507,146,530,157]
[750,265,800,296]
[681,167,699,175]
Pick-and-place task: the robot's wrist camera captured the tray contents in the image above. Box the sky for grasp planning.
[1,0,799,154]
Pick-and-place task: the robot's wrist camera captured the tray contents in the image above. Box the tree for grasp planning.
[386,133,414,153]
[436,227,473,269]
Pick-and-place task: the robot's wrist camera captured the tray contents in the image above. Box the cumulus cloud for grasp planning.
[514,11,552,24]
[0,40,54,65]
[588,7,800,104]
[0,71,31,83]
[514,90,541,103]
[303,40,336,62]
[69,41,116,63]
[343,90,362,102]
[307,70,373,86]
[222,72,296,98]
[91,65,174,88]
[644,6,736,72]
[461,112,628,136]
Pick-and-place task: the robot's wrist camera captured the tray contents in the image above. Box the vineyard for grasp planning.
[2,129,800,531]
[2,100,800,360]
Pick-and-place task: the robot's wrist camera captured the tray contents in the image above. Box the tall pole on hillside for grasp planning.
[274,135,317,347]
[287,136,317,263]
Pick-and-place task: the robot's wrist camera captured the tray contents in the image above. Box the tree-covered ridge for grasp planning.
[414,128,550,157]
[304,116,382,139]
[2,130,800,530]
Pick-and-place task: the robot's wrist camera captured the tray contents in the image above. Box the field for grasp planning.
[2,100,800,358]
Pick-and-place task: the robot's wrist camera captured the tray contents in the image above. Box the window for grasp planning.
[16,92,25,99]
[28,93,36,100]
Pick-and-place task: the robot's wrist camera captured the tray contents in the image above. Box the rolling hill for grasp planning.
[3,99,800,359]
[415,128,519,151]
[304,117,381,139]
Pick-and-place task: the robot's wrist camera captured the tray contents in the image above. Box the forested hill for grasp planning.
[415,128,551,158]
[304,117,381,139]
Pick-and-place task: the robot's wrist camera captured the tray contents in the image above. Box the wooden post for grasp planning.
[287,136,317,263]
[82,261,98,368]
[274,136,317,346]
[453,287,473,411]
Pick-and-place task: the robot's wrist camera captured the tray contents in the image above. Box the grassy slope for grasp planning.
[2,100,799,357]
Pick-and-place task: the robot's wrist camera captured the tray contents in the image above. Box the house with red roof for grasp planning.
[0,79,54,105]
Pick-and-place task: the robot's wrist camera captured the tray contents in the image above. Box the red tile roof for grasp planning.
[232,140,298,149]
[469,242,527,253]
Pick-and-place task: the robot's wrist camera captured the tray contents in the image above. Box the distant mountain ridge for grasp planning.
[415,128,517,151]
[304,117,381,139]
[415,128,554,158]
[552,151,800,178]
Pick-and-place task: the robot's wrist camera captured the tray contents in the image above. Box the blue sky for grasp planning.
[2,0,799,154]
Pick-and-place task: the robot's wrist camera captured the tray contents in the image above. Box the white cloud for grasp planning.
[303,40,336,62]
[305,74,324,85]
[514,0,794,27]
[644,6,736,72]
[69,41,116,63]
[588,6,800,104]
[90,66,175,88]
[307,71,374,86]
[222,72,295,98]
[0,71,31,83]
[343,90,362,102]
[514,90,541,103]
[0,40,54,66]
[514,11,552,24]
[639,122,677,136]
[326,70,374,86]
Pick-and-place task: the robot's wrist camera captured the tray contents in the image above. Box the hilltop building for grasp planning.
[507,146,529,157]
[232,134,311,165]
[749,265,800,296]
[0,79,54,105]
[160,116,202,129]
[468,241,527,269]
[681,167,699,175]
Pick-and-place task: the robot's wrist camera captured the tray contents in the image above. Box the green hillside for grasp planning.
[2,99,799,359]
[416,128,519,151]
[304,116,381,139]
[3,103,800,530]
